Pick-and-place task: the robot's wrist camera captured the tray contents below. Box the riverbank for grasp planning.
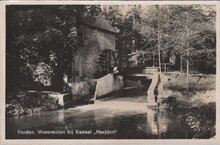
[6,88,191,139]
[162,72,216,138]
[6,91,60,117]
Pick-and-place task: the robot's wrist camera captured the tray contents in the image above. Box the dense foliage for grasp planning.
[6,5,101,93]
[6,5,216,94]
[103,5,216,74]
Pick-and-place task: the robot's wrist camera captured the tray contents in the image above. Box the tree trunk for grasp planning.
[132,5,136,51]
[186,6,189,92]
[156,6,162,73]
[180,55,183,72]
[153,51,155,67]
[158,19,161,73]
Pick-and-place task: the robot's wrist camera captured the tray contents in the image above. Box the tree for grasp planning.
[102,5,147,73]
[141,5,172,71]
[6,5,101,93]
[166,5,216,91]
[102,4,215,78]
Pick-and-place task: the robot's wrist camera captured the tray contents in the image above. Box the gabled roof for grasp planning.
[84,16,117,34]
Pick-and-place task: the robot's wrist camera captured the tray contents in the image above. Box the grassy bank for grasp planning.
[161,72,216,138]
[6,91,60,117]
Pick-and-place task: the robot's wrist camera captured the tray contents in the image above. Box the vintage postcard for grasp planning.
[0,0,219,145]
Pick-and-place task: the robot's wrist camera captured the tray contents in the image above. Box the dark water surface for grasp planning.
[6,90,191,139]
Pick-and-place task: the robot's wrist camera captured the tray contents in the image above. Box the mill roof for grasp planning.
[84,16,117,34]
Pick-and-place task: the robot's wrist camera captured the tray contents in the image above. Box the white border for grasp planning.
[0,1,219,145]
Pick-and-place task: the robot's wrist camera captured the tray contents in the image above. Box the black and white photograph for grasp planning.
[1,1,218,142]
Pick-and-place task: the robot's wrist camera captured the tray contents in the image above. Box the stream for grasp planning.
[6,92,191,139]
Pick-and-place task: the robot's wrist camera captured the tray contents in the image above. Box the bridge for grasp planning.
[90,67,164,107]
[56,67,164,108]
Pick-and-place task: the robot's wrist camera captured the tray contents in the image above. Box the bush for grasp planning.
[6,91,59,117]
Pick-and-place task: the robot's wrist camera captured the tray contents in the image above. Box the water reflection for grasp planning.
[146,109,170,137]
[6,102,190,139]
